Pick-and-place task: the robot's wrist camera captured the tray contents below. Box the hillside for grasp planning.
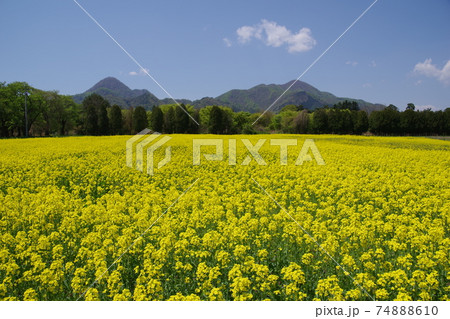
[72,77,384,112]
[72,77,159,108]
[216,80,384,113]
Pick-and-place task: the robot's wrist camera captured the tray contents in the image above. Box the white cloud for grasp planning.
[346,61,358,67]
[236,19,316,53]
[414,58,450,85]
[237,25,260,43]
[370,60,377,67]
[362,83,372,88]
[129,68,149,76]
[223,37,232,47]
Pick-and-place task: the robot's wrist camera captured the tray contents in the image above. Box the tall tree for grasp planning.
[327,109,342,134]
[233,111,252,134]
[85,104,98,135]
[312,108,328,134]
[209,105,223,134]
[353,110,369,134]
[0,82,11,137]
[175,104,190,133]
[110,104,123,135]
[294,110,309,134]
[3,82,37,136]
[123,107,133,135]
[369,105,400,135]
[188,109,200,134]
[400,107,417,135]
[150,106,163,132]
[163,106,175,133]
[221,107,234,134]
[444,108,450,135]
[406,103,415,111]
[40,91,59,136]
[133,106,148,133]
[98,103,109,135]
[56,96,78,135]
[279,110,297,133]
[82,93,110,135]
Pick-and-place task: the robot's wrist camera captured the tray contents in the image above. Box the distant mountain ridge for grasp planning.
[72,77,384,112]
[72,77,159,107]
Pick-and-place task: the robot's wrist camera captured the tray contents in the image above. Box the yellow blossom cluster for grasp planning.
[0,135,448,300]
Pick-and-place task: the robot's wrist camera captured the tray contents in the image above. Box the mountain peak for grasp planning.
[279,80,319,93]
[87,77,132,94]
[72,77,159,108]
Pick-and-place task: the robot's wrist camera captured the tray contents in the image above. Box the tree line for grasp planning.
[1,81,449,137]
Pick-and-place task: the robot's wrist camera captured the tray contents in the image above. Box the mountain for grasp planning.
[215,80,384,113]
[72,77,384,112]
[72,77,159,108]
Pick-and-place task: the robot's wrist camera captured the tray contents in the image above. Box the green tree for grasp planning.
[98,104,109,135]
[59,96,78,135]
[221,107,234,134]
[279,110,297,133]
[417,109,435,135]
[123,107,133,135]
[294,110,309,134]
[110,104,123,135]
[327,109,342,134]
[40,91,59,135]
[280,104,299,113]
[353,110,369,134]
[400,107,417,135]
[334,100,359,111]
[175,104,190,133]
[209,105,223,134]
[85,104,98,135]
[257,111,273,128]
[406,103,415,111]
[0,82,11,137]
[369,105,400,135]
[3,82,37,136]
[150,105,164,132]
[42,94,78,136]
[443,108,450,135]
[311,108,328,133]
[133,106,148,133]
[163,106,175,133]
[233,111,252,134]
[188,109,200,134]
[23,89,48,136]
[82,93,110,135]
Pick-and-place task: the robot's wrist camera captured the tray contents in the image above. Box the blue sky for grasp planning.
[1,0,449,110]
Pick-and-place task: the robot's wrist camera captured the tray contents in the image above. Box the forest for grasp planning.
[1,81,449,137]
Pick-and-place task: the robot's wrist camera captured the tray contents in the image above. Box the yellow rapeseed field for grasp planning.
[0,135,448,301]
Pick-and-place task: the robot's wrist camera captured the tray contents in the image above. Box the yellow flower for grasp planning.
[0,135,447,300]
[208,288,224,301]
[315,275,344,301]
[23,288,38,301]
[375,288,389,300]
[85,288,100,301]
[395,292,412,301]
[301,253,314,265]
